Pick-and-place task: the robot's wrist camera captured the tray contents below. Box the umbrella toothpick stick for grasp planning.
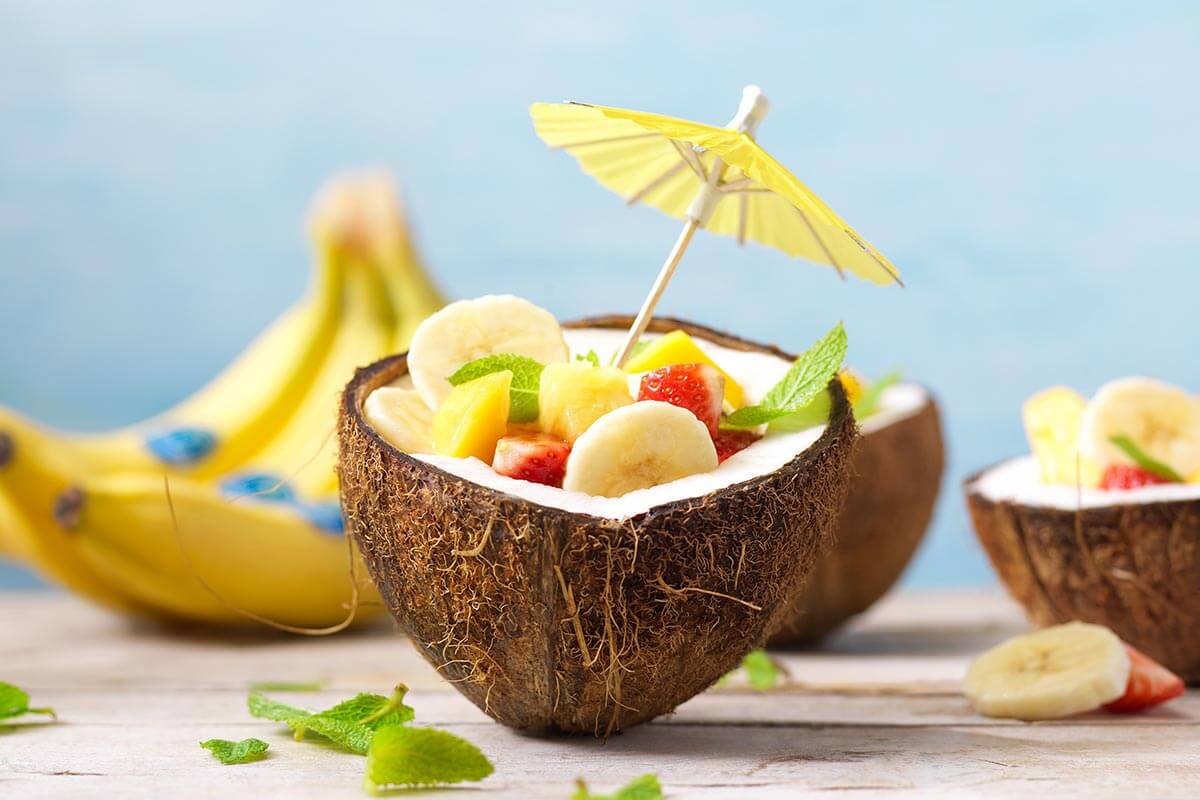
[614,86,771,368]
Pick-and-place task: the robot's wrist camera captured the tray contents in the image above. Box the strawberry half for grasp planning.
[492,433,571,487]
[1099,464,1173,490]
[1104,645,1185,713]
[638,363,724,436]
[713,429,761,464]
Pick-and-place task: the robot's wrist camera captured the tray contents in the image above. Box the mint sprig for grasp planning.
[1109,435,1184,482]
[723,323,847,429]
[448,354,544,423]
[576,350,601,367]
[0,681,55,723]
[201,737,269,765]
[853,370,902,420]
[249,685,414,755]
[572,774,664,800]
[364,725,494,792]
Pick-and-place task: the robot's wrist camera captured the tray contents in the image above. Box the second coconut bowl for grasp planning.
[770,391,944,644]
[338,317,857,735]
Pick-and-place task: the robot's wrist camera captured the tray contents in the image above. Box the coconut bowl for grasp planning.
[770,392,944,645]
[338,316,857,734]
[966,457,1200,683]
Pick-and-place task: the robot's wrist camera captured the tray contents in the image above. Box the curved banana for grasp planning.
[0,171,444,626]
[67,472,380,627]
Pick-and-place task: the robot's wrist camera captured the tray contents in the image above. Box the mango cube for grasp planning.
[1023,386,1101,487]
[431,371,511,462]
[622,330,746,408]
[838,369,864,407]
[538,363,632,442]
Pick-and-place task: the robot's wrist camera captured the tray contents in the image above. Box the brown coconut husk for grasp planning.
[966,463,1200,683]
[770,396,944,645]
[337,316,858,734]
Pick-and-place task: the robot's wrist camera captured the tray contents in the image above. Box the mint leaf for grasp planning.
[572,774,664,800]
[611,339,650,366]
[724,323,847,428]
[247,691,310,722]
[201,737,269,765]
[741,649,783,691]
[1109,435,1184,482]
[289,686,414,754]
[0,681,55,722]
[247,680,323,692]
[576,350,601,367]
[364,725,493,792]
[853,371,902,420]
[448,354,544,423]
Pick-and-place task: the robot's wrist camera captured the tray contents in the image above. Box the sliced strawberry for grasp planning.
[1099,464,1173,490]
[638,363,724,436]
[492,433,571,487]
[1104,644,1185,713]
[713,429,761,464]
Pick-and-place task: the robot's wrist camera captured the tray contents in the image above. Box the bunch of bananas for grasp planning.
[0,172,444,626]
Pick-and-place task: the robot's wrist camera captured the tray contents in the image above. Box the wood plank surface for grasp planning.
[2,589,1196,799]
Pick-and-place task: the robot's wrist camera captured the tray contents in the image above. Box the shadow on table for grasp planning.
[775,618,1025,658]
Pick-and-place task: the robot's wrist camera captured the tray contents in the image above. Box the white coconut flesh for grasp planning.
[971,454,1200,510]
[399,327,928,521]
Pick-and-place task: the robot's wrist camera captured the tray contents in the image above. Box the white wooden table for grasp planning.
[2,589,1196,799]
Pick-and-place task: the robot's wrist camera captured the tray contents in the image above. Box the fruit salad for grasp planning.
[364,295,864,506]
[1022,378,1200,492]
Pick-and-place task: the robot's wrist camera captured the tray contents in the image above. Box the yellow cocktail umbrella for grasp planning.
[531,86,901,366]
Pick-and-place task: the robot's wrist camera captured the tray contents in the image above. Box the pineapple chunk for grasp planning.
[538,363,632,442]
[1023,386,1102,487]
[623,330,746,408]
[431,371,511,461]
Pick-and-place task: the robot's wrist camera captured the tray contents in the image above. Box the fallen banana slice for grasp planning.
[965,622,1130,720]
[364,387,434,454]
[407,295,569,410]
[1080,377,1200,478]
[562,401,718,498]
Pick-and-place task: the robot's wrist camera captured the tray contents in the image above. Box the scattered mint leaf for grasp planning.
[201,737,269,765]
[572,774,664,800]
[718,650,787,690]
[448,354,544,423]
[0,681,55,722]
[1109,435,1184,482]
[723,323,847,428]
[247,691,310,722]
[853,371,901,420]
[740,649,783,691]
[576,350,601,367]
[364,725,494,792]
[289,686,415,755]
[247,680,323,692]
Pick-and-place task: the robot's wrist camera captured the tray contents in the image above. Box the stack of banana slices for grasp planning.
[0,173,444,627]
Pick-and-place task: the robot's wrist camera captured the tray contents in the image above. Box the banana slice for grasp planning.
[965,622,1131,720]
[364,387,434,453]
[407,295,569,410]
[562,401,718,498]
[1079,377,1200,477]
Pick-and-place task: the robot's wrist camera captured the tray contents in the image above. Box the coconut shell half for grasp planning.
[338,316,857,734]
[770,393,944,645]
[966,461,1200,683]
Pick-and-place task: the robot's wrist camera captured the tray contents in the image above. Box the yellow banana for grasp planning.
[0,170,444,625]
[67,472,380,627]
[0,408,150,612]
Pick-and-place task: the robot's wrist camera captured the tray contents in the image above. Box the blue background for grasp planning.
[2,2,1198,590]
